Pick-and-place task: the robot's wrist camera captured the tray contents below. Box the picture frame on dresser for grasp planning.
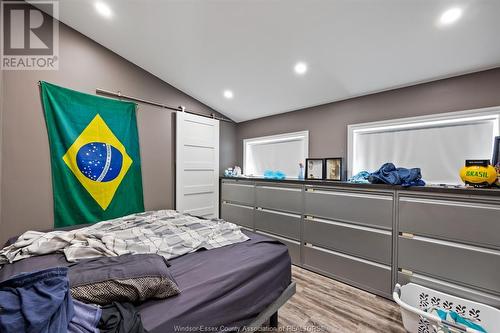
[324,157,343,181]
[305,158,324,179]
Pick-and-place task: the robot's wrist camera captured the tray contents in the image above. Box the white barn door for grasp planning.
[176,112,219,218]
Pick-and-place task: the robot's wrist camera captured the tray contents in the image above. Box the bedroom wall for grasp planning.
[0,66,3,240]
[236,68,500,174]
[0,22,236,244]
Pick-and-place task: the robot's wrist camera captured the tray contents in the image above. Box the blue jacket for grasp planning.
[369,163,425,187]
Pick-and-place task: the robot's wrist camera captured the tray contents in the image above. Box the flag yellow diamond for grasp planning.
[62,114,132,210]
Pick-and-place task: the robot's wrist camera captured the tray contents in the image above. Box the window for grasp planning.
[348,107,500,185]
[244,131,309,178]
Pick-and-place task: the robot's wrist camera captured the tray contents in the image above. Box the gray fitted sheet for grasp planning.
[139,230,292,332]
[1,230,292,332]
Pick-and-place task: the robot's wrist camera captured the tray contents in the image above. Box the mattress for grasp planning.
[0,230,292,332]
[139,230,292,332]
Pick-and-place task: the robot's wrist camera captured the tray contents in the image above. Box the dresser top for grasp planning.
[221,176,500,197]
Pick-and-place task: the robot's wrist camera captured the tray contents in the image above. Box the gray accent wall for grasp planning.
[236,68,500,173]
[0,63,4,240]
[0,22,237,244]
[220,120,238,175]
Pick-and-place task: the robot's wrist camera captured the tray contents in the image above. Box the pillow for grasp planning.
[0,254,69,282]
[68,254,180,304]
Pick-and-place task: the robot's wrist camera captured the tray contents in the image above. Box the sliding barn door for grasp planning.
[176,112,219,218]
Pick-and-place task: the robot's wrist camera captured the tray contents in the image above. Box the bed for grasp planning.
[0,227,295,332]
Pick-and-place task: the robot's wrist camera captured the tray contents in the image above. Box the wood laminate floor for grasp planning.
[277,266,406,333]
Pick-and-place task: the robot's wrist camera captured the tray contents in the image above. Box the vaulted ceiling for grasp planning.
[42,0,500,122]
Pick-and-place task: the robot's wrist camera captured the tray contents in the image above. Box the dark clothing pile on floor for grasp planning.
[0,267,147,333]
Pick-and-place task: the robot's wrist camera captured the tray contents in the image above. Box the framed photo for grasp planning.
[325,157,342,181]
[493,136,500,167]
[305,158,324,180]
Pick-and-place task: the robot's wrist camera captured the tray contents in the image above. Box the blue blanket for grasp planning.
[348,171,370,184]
[368,163,425,187]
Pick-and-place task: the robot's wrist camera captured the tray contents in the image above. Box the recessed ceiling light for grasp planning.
[439,7,463,26]
[294,62,308,75]
[223,90,234,99]
[95,2,113,18]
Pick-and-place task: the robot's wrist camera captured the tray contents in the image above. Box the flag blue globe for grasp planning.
[76,142,123,182]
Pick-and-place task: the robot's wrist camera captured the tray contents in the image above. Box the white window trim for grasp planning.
[347,106,500,177]
[243,130,309,177]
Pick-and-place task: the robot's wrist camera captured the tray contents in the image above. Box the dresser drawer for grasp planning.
[221,202,254,229]
[397,271,500,309]
[305,188,393,229]
[256,184,302,213]
[256,231,300,265]
[255,209,301,241]
[398,236,500,294]
[399,195,500,249]
[303,244,391,296]
[303,216,392,265]
[221,181,254,205]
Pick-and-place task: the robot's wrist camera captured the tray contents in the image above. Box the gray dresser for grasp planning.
[302,185,393,297]
[220,177,500,306]
[221,179,301,264]
[221,180,255,229]
[397,191,500,308]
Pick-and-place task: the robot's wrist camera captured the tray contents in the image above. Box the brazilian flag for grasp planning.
[41,81,144,227]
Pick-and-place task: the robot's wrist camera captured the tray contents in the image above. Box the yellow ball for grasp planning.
[460,165,497,186]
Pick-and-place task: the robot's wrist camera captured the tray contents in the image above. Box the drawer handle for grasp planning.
[305,215,314,220]
[258,208,300,218]
[255,231,300,245]
[400,268,413,276]
[400,232,414,239]
[402,234,500,255]
[400,197,500,211]
[310,189,392,201]
[307,244,391,269]
[223,202,253,209]
[224,183,254,188]
[257,185,301,192]
[308,216,391,235]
